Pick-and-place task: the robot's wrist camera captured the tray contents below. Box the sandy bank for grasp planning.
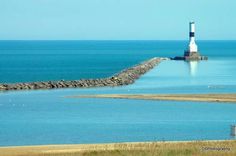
[0,140,235,156]
[71,94,236,103]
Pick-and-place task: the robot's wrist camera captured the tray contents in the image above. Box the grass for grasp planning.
[1,140,235,156]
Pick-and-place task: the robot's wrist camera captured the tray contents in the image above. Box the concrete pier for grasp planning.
[172,51,208,61]
[0,57,166,91]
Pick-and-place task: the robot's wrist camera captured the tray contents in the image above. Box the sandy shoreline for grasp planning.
[70,94,236,103]
[1,140,235,156]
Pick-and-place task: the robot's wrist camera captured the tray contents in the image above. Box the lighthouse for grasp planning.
[188,22,198,52]
[183,22,207,60]
[172,22,208,61]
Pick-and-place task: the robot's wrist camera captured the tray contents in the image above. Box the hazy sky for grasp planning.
[0,0,235,40]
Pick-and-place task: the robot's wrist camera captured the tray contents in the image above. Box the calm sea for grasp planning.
[0,40,236,146]
[0,40,236,83]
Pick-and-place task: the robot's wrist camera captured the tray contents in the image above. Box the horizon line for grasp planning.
[0,39,236,41]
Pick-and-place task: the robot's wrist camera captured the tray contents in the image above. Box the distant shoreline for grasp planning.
[70,94,236,103]
[0,140,235,156]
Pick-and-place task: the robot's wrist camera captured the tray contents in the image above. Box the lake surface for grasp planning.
[0,40,236,146]
[0,40,236,83]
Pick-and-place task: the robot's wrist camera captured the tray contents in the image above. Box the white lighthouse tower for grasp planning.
[173,22,208,60]
[188,22,198,52]
[183,22,207,60]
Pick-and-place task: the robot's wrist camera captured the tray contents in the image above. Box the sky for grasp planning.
[0,0,236,40]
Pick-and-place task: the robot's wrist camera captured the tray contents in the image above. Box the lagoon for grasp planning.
[0,40,236,146]
[0,89,236,146]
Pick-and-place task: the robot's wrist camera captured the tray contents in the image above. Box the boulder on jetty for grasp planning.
[0,57,166,91]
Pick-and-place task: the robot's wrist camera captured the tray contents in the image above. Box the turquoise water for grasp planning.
[129,59,236,93]
[0,41,236,146]
[0,89,236,146]
[0,40,236,83]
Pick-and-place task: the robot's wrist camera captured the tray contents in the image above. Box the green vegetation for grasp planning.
[1,141,235,156]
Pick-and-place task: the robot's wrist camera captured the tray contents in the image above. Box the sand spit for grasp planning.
[72,94,236,103]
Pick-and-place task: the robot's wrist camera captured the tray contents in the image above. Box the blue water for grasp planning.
[0,89,236,146]
[0,40,236,146]
[0,40,236,83]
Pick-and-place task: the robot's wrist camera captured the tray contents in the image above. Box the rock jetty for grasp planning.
[0,57,166,91]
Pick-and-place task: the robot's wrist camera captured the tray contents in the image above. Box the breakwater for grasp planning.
[0,57,166,91]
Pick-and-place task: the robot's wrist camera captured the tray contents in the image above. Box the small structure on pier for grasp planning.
[231,125,236,136]
[172,22,208,61]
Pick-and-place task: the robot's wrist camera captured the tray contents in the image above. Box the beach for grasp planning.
[0,140,235,156]
[74,94,236,103]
